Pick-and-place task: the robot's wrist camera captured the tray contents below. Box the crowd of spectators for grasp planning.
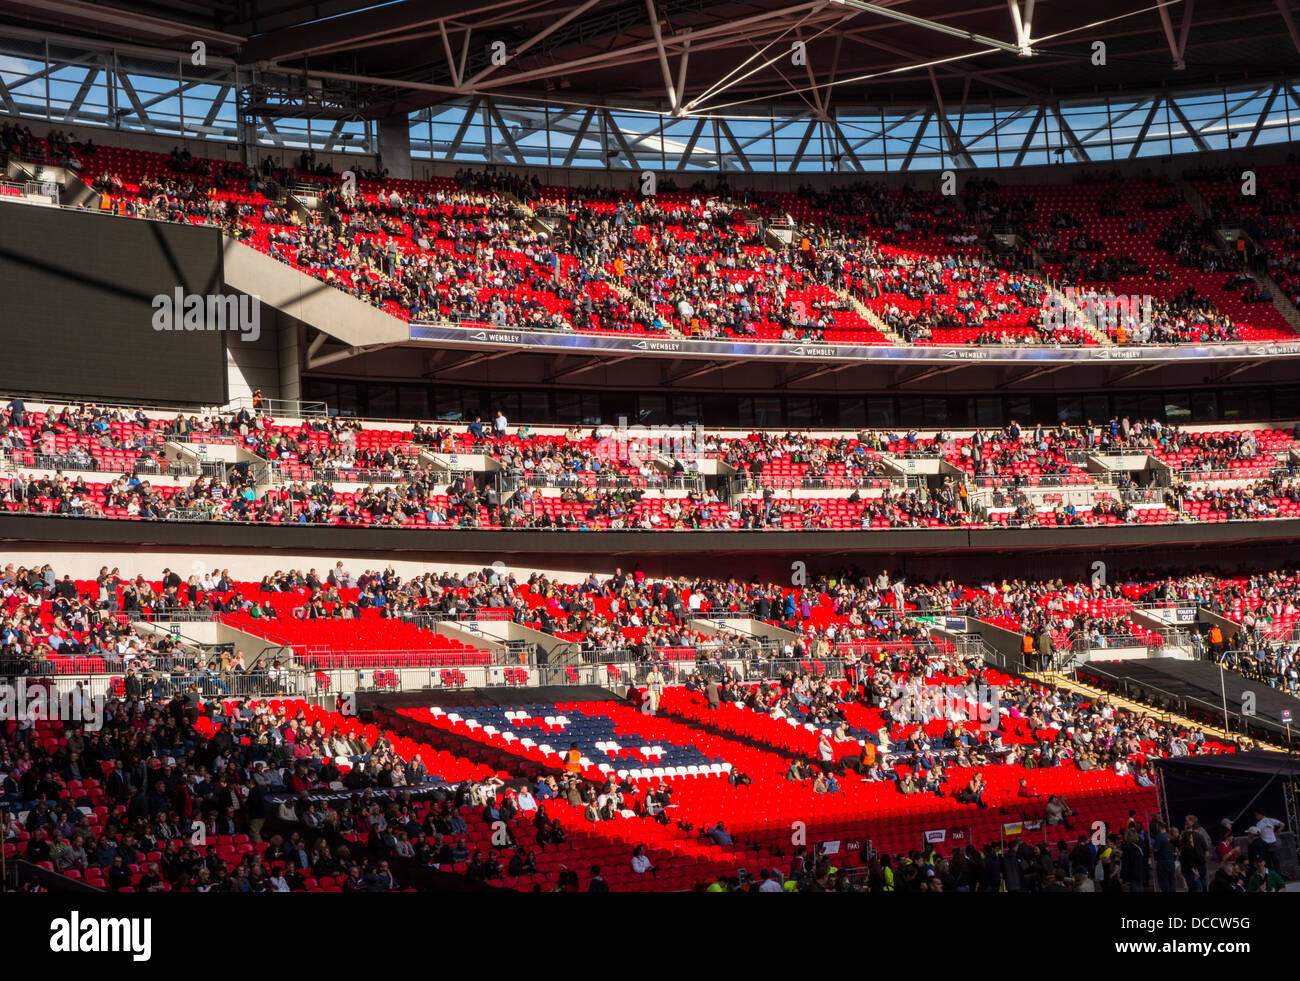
[2,692,433,892]
[46,127,1300,349]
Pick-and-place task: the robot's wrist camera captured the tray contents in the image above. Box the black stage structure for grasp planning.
[1153,752,1300,879]
[1079,659,1300,746]
[355,684,622,715]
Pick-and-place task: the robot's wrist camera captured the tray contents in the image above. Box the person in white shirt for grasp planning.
[516,789,538,812]
[630,844,656,875]
[756,869,784,892]
[1253,810,1285,867]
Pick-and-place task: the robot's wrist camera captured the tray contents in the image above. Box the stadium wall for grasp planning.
[3,514,1299,583]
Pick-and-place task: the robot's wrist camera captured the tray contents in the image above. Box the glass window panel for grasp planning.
[866,398,895,428]
[786,397,814,427]
[1164,392,1192,423]
[837,396,866,429]
[638,394,669,426]
[1190,389,1218,422]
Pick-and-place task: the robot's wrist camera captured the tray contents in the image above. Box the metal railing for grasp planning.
[0,656,111,676]
[573,639,781,666]
[4,179,60,202]
[1,448,198,479]
[727,474,919,494]
[295,650,496,671]
[9,492,1300,533]
[0,667,310,699]
[968,471,1115,489]
[515,471,704,493]
[221,396,328,418]
[267,459,439,485]
[142,670,308,698]
[1074,661,1263,737]
[132,608,222,623]
[1215,647,1300,694]
[195,458,271,486]
[1173,463,1293,484]
[536,654,852,686]
[165,506,221,522]
[402,609,515,628]
[501,639,537,664]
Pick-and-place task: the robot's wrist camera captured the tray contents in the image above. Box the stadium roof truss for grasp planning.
[1,0,1300,170]
[404,80,1300,171]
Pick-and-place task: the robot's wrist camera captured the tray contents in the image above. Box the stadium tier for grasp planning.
[3,398,1299,532]
[24,144,1285,348]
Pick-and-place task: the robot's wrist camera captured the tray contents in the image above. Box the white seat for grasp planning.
[653,767,666,777]
[520,738,536,748]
